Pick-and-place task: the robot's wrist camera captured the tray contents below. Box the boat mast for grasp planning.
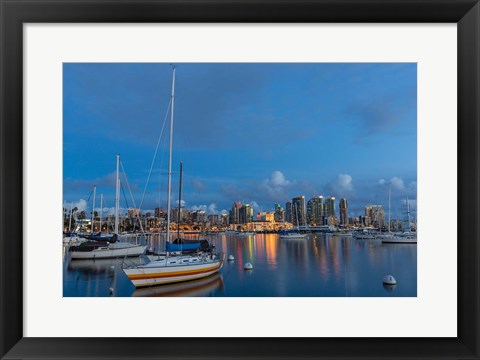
[406,195,411,232]
[114,154,120,235]
[68,201,73,232]
[177,161,183,240]
[99,194,103,234]
[166,67,176,243]
[91,186,96,233]
[388,184,391,232]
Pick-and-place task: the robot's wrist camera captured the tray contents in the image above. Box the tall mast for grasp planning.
[177,161,183,239]
[99,194,103,233]
[68,202,73,232]
[388,184,391,232]
[114,154,120,235]
[166,67,176,243]
[406,195,411,232]
[91,186,96,233]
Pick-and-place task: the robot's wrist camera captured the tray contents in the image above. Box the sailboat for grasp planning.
[280,203,307,239]
[122,67,224,288]
[382,196,417,244]
[69,155,148,259]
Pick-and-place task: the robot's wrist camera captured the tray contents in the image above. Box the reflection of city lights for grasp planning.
[265,234,278,269]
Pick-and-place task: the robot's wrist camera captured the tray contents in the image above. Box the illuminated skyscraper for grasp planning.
[239,204,253,224]
[285,201,292,223]
[339,198,348,226]
[307,196,323,225]
[230,201,242,224]
[324,197,336,218]
[292,196,306,226]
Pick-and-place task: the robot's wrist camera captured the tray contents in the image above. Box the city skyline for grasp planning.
[63,63,417,219]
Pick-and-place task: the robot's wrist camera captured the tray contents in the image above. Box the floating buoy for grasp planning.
[244,262,253,270]
[228,255,235,261]
[383,275,397,285]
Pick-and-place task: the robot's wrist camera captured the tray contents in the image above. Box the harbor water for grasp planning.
[63,233,417,297]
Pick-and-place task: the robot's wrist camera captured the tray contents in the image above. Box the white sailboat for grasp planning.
[69,155,148,259]
[382,196,417,244]
[122,67,223,288]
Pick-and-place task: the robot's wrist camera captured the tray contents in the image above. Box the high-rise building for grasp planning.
[307,196,323,225]
[230,201,242,224]
[339,198,348,226]
[285,201,292,223]
[292,196,306,226]
[324,197,336,217]
[239,204,253,224]
[274,204,285,222]
[365,205,385,228]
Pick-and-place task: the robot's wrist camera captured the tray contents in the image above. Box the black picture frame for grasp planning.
[1,1,479,359]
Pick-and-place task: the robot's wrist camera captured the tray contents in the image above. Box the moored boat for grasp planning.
[69,155,147,259]
[122,67,223,288]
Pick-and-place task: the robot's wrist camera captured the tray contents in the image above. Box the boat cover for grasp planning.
[166,238,211,252]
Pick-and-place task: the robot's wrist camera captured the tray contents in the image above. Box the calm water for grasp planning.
[63,233,417,297]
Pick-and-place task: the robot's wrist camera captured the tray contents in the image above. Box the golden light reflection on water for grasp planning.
[64,232,417,297]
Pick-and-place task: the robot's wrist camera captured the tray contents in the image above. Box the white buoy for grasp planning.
[228,255,235,261]
[383,275,397,285]
[244,262,253,270]
[110,265,115,270]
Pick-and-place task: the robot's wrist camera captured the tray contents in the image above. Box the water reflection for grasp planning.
[63,233,417,297]
[132,273,224,297]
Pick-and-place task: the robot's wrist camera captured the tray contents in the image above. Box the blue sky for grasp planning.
[63,63,417,219]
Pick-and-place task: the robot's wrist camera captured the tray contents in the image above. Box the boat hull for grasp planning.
[280,234,307,239]
[381,238,417,244]
[123,259,223,288]
[70,244,147,259]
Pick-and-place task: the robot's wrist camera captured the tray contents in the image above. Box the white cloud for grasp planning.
[268,171,290,187]
[337,174,354,192]
[324,174,354,197]
[208,203,217,214]
[72,199,87,212]
[378,176,407,191]
[176,200,186,207]
[261,171,294,198]
[190,203,218,215]
[390,176,405,191]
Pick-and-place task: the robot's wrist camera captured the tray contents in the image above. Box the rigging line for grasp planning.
[120,182,130,209]
[120,161,146,235]
[86,190,93,203]
[138,99,172,211]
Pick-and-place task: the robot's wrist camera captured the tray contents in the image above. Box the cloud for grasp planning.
[325,174,354,196]
[208,204,217,214]
[175,200,186,207]
[260,171,294,197]
[379,176,406,191]
[390,176,405,191]
[72,199,88,212]
[267,171,290,187]
[190,203,218,215]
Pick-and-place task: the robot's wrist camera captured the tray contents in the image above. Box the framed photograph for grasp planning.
[1,0,479,359]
